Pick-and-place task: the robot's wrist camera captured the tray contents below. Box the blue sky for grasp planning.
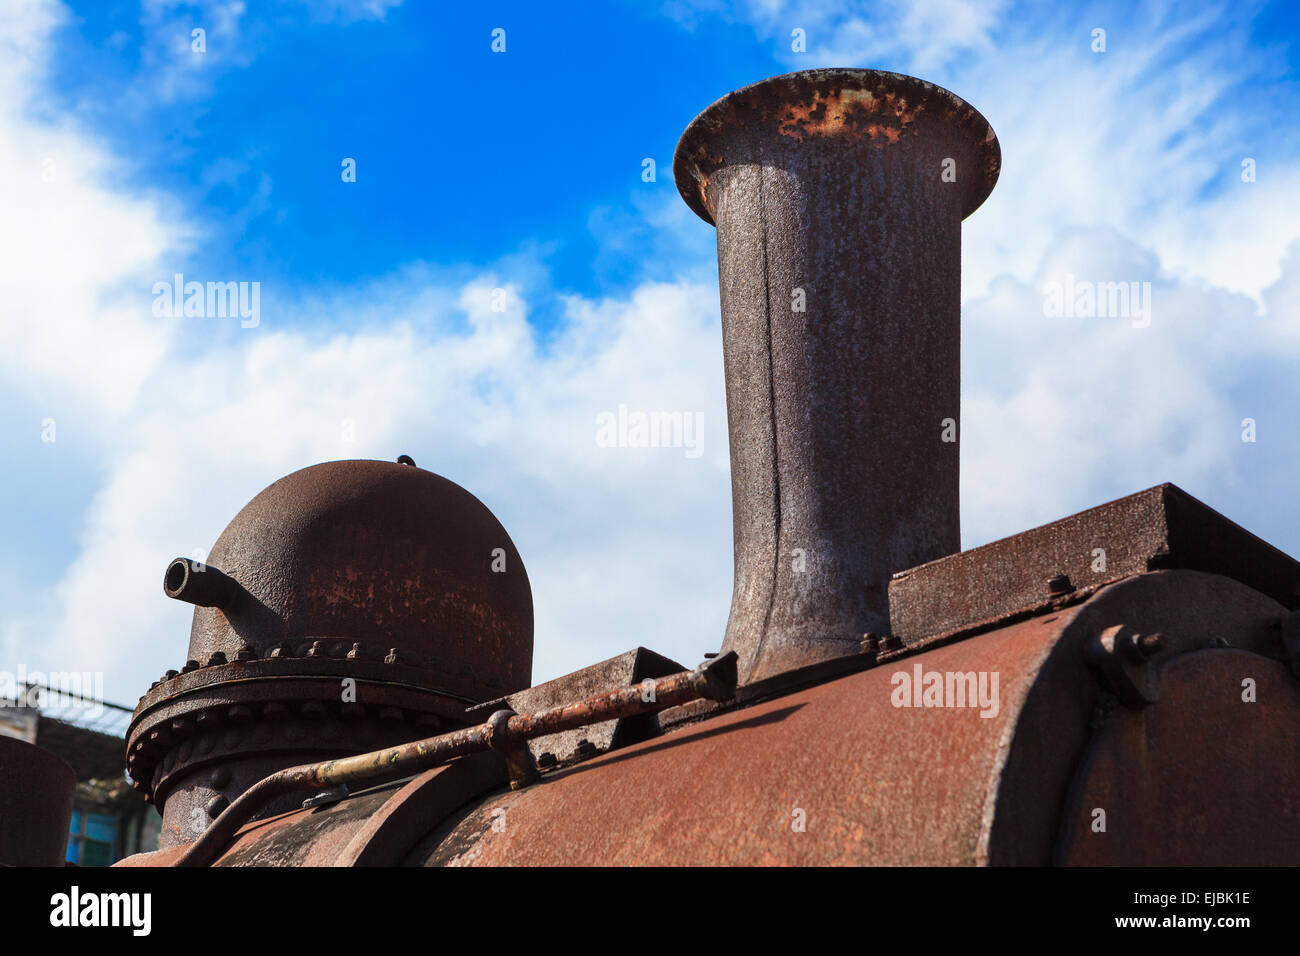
[3,0,1299,709]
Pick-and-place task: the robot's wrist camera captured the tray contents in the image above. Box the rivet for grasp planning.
[1135,633,1164,658]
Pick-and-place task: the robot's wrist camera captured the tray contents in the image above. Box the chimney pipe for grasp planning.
[673,69,1000,684]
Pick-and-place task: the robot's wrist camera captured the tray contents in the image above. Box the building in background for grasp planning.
[0,683,158,864]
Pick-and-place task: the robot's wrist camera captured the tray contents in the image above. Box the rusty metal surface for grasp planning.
[465,647,685,766]
[129,457,535,849]
[171,654,737,867]
[1054,649,1300,865]
[0,737,75,866]
[420,618,1059,865]
[332,752,506,866]
[407,570,1288,866]
[112,569,1296,867]
[889,483,1300,646]
[672,69,1000,685]
[115,752,506,867]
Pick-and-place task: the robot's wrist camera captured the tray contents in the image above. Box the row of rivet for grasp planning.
[143,639,499,696]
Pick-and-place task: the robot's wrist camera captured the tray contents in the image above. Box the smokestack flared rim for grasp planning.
[673,67,1000,225]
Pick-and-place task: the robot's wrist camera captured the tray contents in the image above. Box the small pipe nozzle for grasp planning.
[163,557,239,609]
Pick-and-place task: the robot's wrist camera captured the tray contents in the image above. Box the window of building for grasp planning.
[67,809,117,866]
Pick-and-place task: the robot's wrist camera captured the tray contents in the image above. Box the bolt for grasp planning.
[204,793,230,818]
[575,739,597,760]
[1047,573,1074,597]
[164,669,179,679]
[397,455,416,466]
[207,651,228,666]
[861,632,882,655]
[1135,633,1164,658]
[182,660,200,673]
[537,752,557,770]
[236,645,255,661]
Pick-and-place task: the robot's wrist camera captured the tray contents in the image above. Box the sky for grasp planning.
[2,0,1299,712]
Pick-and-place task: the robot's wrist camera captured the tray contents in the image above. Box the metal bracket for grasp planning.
[302,784,350,809]
[1085,624,1162,708]
[485,709,539,791]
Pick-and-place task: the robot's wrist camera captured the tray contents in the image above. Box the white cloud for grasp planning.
[0,2,186,426]
[29,273,732,700]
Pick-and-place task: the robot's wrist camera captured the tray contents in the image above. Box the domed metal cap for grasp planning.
[169,459,533,697]
[132,459,534,844]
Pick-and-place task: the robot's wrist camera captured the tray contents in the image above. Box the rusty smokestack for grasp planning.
[673,69,999,684]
